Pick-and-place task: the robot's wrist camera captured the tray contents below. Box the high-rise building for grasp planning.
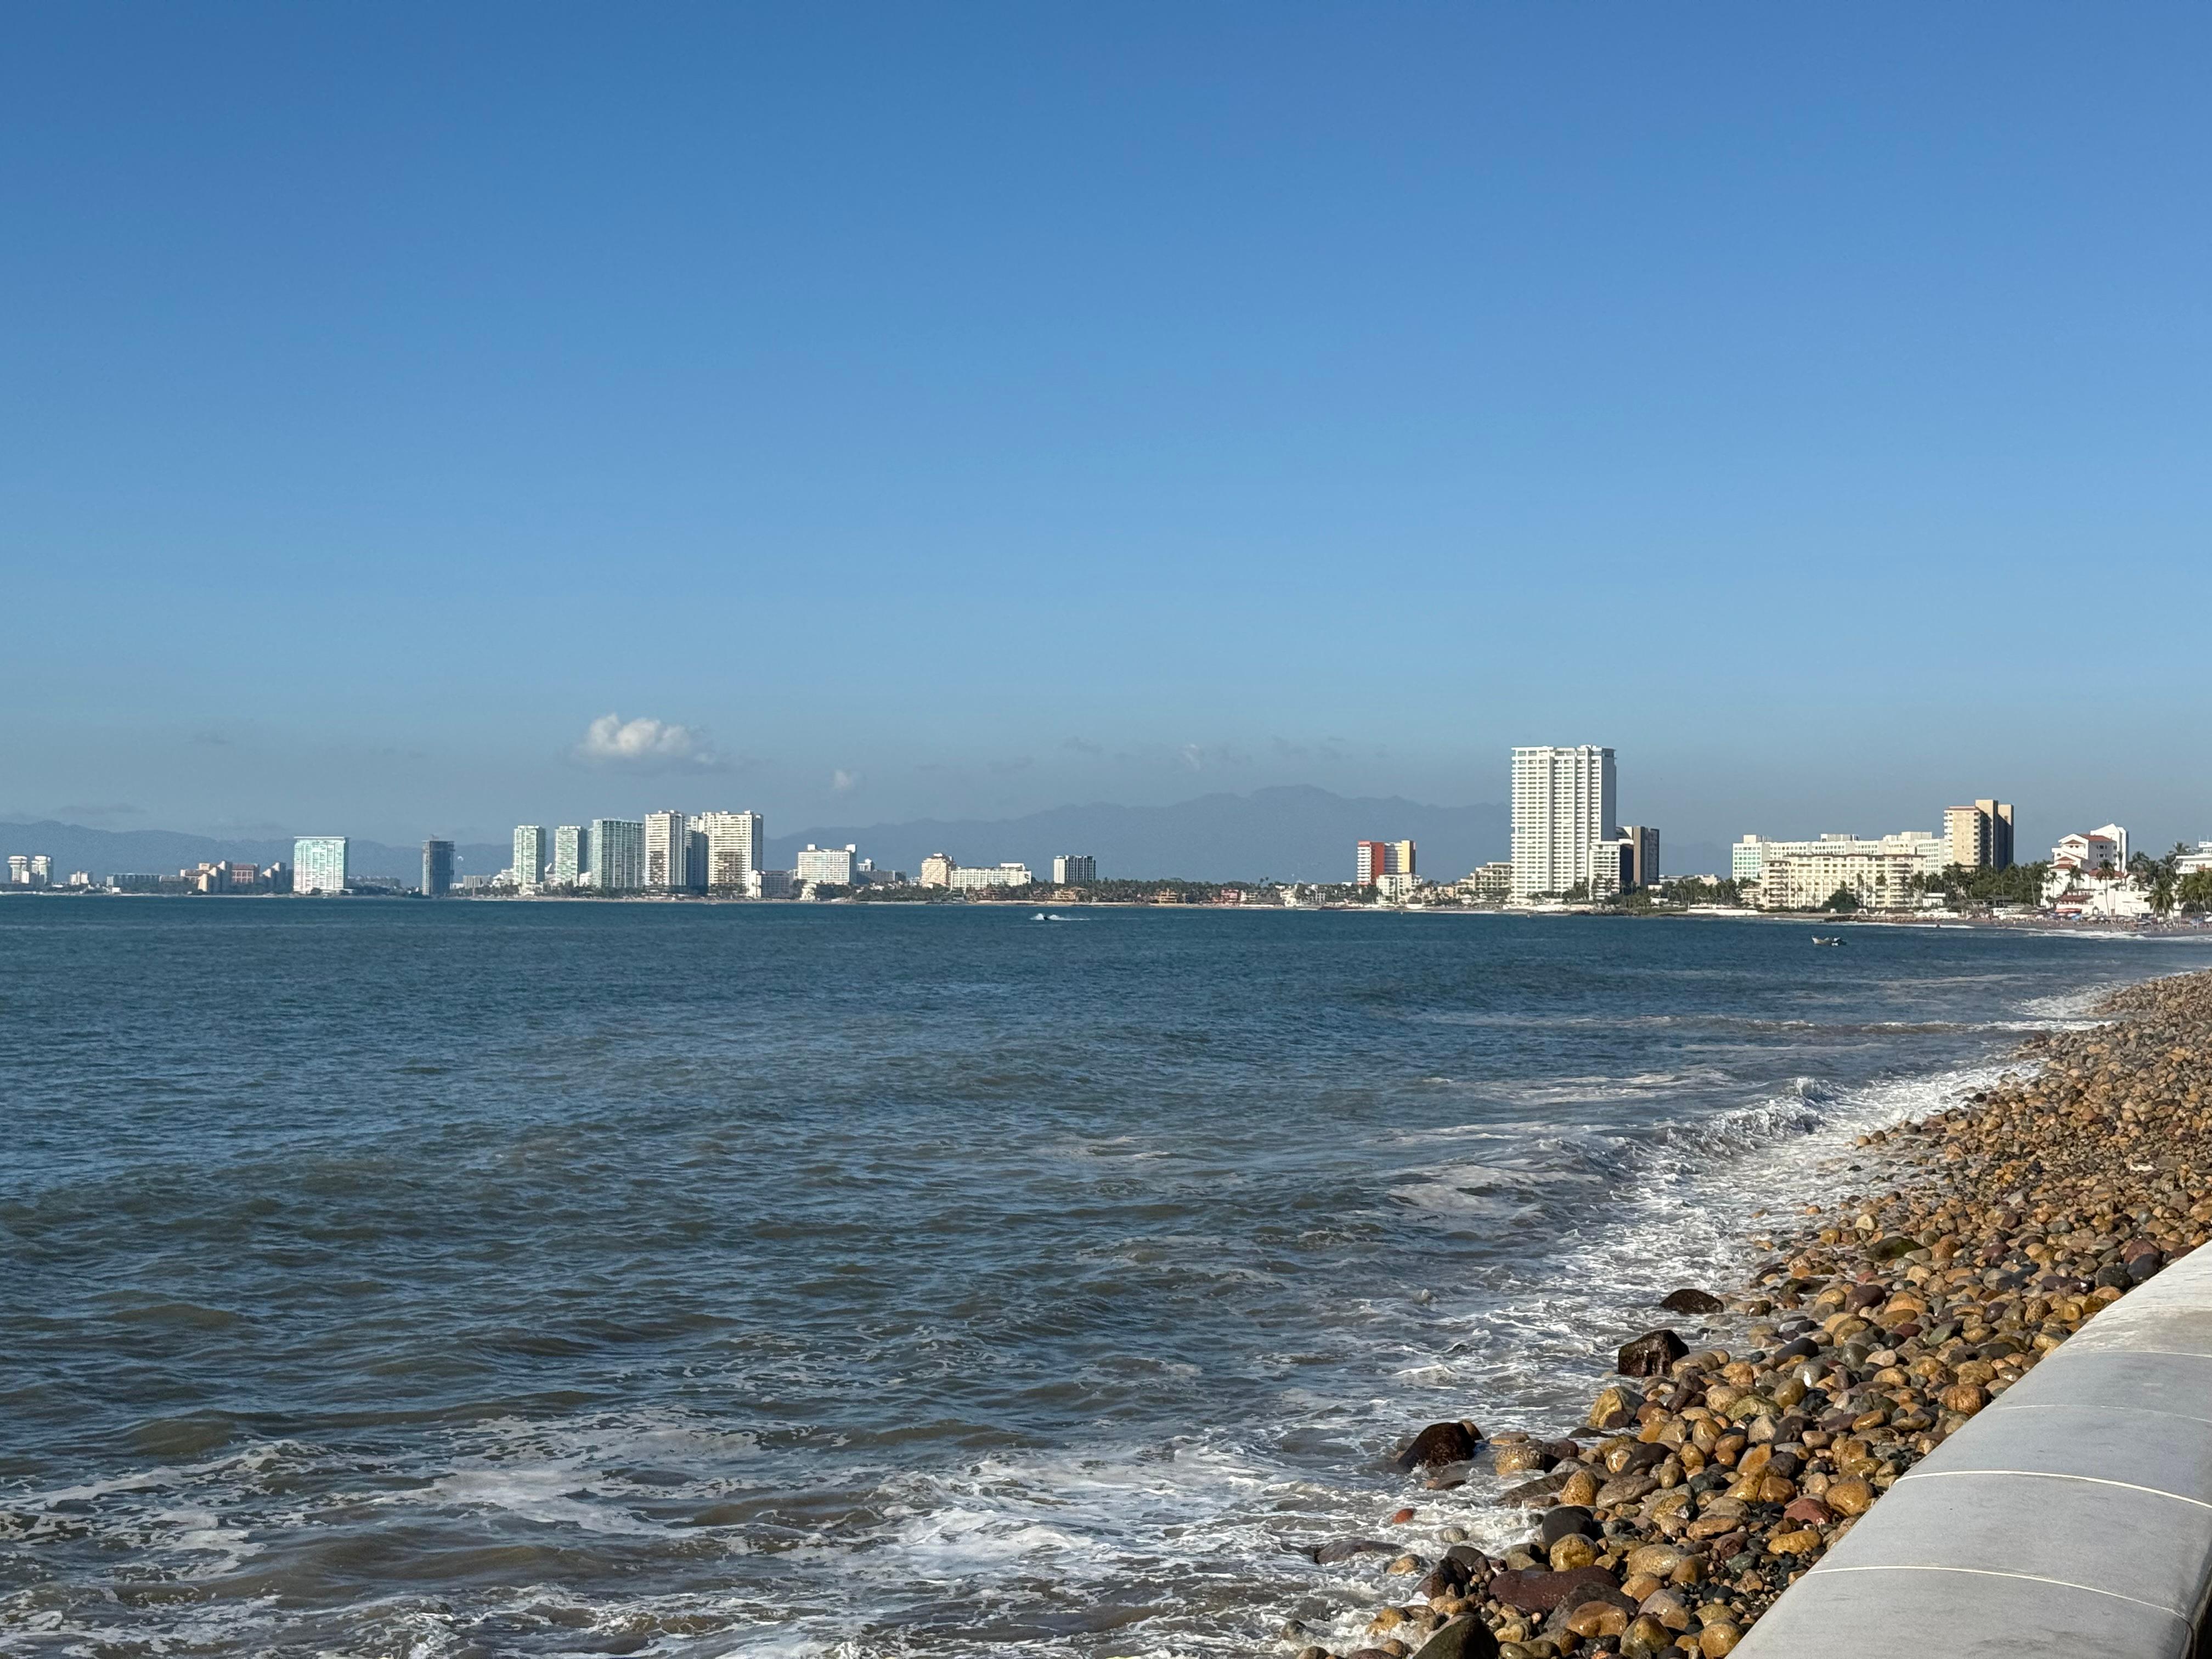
[919,853,956,888]
[795,843,858,885]
[422,839,455,897]
[1619,826,1661,890]
[553,825,588,888]
[1944,800,2016,871]
[294,836,350,895]
[7,854,29,885]
[514,826,549,891]
[696,811,765,890]
[1354,840,1415,885]
[645,810,694,891]
[1052,854,1097,884]
[591,819,645,893]
[1355,840,1387,885]
[1510,746,1617,900]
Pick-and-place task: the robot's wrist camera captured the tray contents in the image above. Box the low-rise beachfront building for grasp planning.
[918,853,1033,889]
[2048,874,2155,919]
[795,843,858,885]
[1373,871,1424,900]
[2051,825,2128,874]
[2179,843,2212,877]
[1457,862,1514,903]
[1739,831,1949,911]
[947,862,1034,890]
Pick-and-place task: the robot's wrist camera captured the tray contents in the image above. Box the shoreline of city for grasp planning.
[1302,967,2212,1659]
[9,747,2208,923]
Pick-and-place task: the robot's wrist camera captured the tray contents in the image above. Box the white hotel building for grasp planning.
[1510,746,1617,901]
[1734,831,1949,911]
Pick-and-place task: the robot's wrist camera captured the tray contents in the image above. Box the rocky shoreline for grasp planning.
[1288,966,2212,1659]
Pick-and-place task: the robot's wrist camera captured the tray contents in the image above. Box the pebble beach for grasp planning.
[1290,966,2212,1659]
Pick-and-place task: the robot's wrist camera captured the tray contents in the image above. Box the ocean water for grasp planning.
[1,901,2201,1658]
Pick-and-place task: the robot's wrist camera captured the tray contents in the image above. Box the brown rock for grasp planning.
[1823,1477,1875,1516]
[1587,1385,1645,1430]
[1489,1565,1620,1614]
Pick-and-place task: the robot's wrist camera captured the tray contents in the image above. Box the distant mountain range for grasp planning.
[3,791,1725,886]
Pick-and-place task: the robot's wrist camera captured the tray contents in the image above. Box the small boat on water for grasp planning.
[1812,934,1844,946]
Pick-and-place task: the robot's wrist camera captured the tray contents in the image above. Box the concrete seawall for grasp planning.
[1735,1235,2212,1657]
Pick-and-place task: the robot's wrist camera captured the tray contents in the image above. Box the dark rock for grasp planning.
[2129,1254,2163,1283]
[1313,1537,1395,1564]
[1660,1287,1724,1314]
[1408,1615,1500,1659]
[2094,1262,2132,1290]
[1617,1328,1687,1377]
[1489,1564,1620,1613]
[1395,1421,1481,1471]
[1540,1505,1596,1545]
[1442,1543,1492,1577]
[1418,1558,1470,1598]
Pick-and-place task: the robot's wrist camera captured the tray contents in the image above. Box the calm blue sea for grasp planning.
[1,901,2200,1657]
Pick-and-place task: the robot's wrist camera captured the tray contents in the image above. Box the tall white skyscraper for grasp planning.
[552,825,588,887]
[645,810,692,891]
[696,811,765,890]
[591,819,646,893]
[294,836,351,895]
[1510,746,1618,900]
[513,825,549,891]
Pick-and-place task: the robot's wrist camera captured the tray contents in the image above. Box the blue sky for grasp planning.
[4,4,2208,855]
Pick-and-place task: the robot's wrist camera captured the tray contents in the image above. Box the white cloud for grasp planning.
[832,768,861,792]
[574,713,716,771]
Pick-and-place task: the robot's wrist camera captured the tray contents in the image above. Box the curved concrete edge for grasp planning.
[1734,1241,2212,1658]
